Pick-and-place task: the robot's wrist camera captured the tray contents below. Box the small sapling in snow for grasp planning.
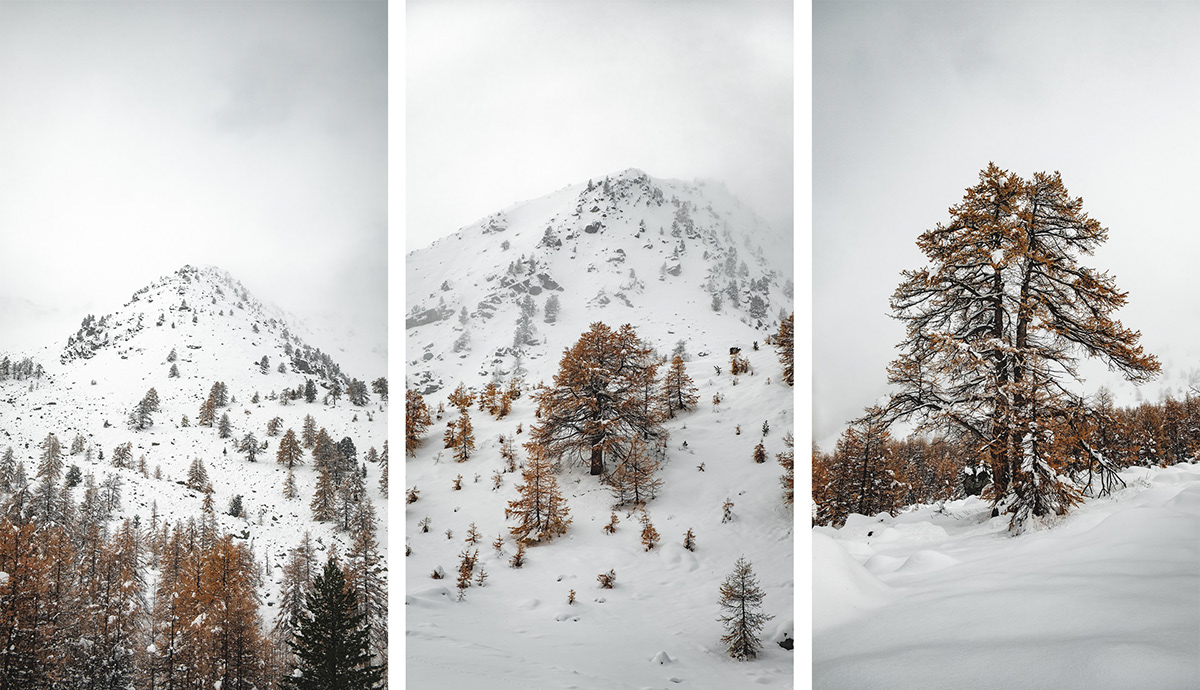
[603,512,619,535]
[597,569,616,589]
[510,542,526,568]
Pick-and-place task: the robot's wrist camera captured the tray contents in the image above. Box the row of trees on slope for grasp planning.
[825,164,1164,530]
[814,390,1200,527]
[0,430,386,689]
[0,356,43,382]
[0,507,383,689]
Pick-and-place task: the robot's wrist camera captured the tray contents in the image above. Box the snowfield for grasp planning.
[813,462,1200,690]
[405,346,795,689]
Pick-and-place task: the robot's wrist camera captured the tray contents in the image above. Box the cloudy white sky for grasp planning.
[814,1,1200,448]
[0,1,386,368]
[406,0,794,255]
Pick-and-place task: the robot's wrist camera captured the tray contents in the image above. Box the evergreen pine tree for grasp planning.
[240,431,260,462]
[346,497,387,664]
[371,377,388,401]
[347,378,370,406]
[311,467,337,522]
[778,432,794,505]
[280,558,384,690]
[378,441,389,497]
[187,457,209,491]
[273,533,317,669]
[0,446,15,492]
[337,466,366,532]
[302,414,318,448]
[336,437,358,485]
[111,441,133,469]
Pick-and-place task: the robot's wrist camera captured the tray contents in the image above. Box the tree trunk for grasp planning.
[590,446,603,476]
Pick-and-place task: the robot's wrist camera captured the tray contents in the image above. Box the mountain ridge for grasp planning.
[406,169,794,395]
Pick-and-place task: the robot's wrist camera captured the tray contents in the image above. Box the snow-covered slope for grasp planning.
[405,170,795,688]
[406,168,794,396]
[813,462,1200,690]
[0,264,388,626]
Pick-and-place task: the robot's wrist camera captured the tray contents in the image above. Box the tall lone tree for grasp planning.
[281,557,384,690]
[885,164,1159,528]
[718,556,774,660]
[530,322,665,476]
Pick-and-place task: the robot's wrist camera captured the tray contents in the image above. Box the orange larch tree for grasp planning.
[530,322,666,477]
[663,354,699,417]
[505,443,572,544]
[405,388,432,456]
[885,164,1159,529]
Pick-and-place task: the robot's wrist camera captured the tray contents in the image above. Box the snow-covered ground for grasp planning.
[405,344,794,689]
[812,462,1200,690]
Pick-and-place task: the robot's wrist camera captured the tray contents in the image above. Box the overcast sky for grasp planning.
[407,0,793,253]
[814,1,1200,448]
[0,1,386,368]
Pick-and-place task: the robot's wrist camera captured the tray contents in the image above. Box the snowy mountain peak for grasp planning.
[406,169,794,395]
[57,264,351,390]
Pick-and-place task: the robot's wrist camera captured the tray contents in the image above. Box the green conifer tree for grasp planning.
[280,558,384,690]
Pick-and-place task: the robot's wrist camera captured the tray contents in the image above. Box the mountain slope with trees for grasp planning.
[0,265,388,687]
[406,170,794,688]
